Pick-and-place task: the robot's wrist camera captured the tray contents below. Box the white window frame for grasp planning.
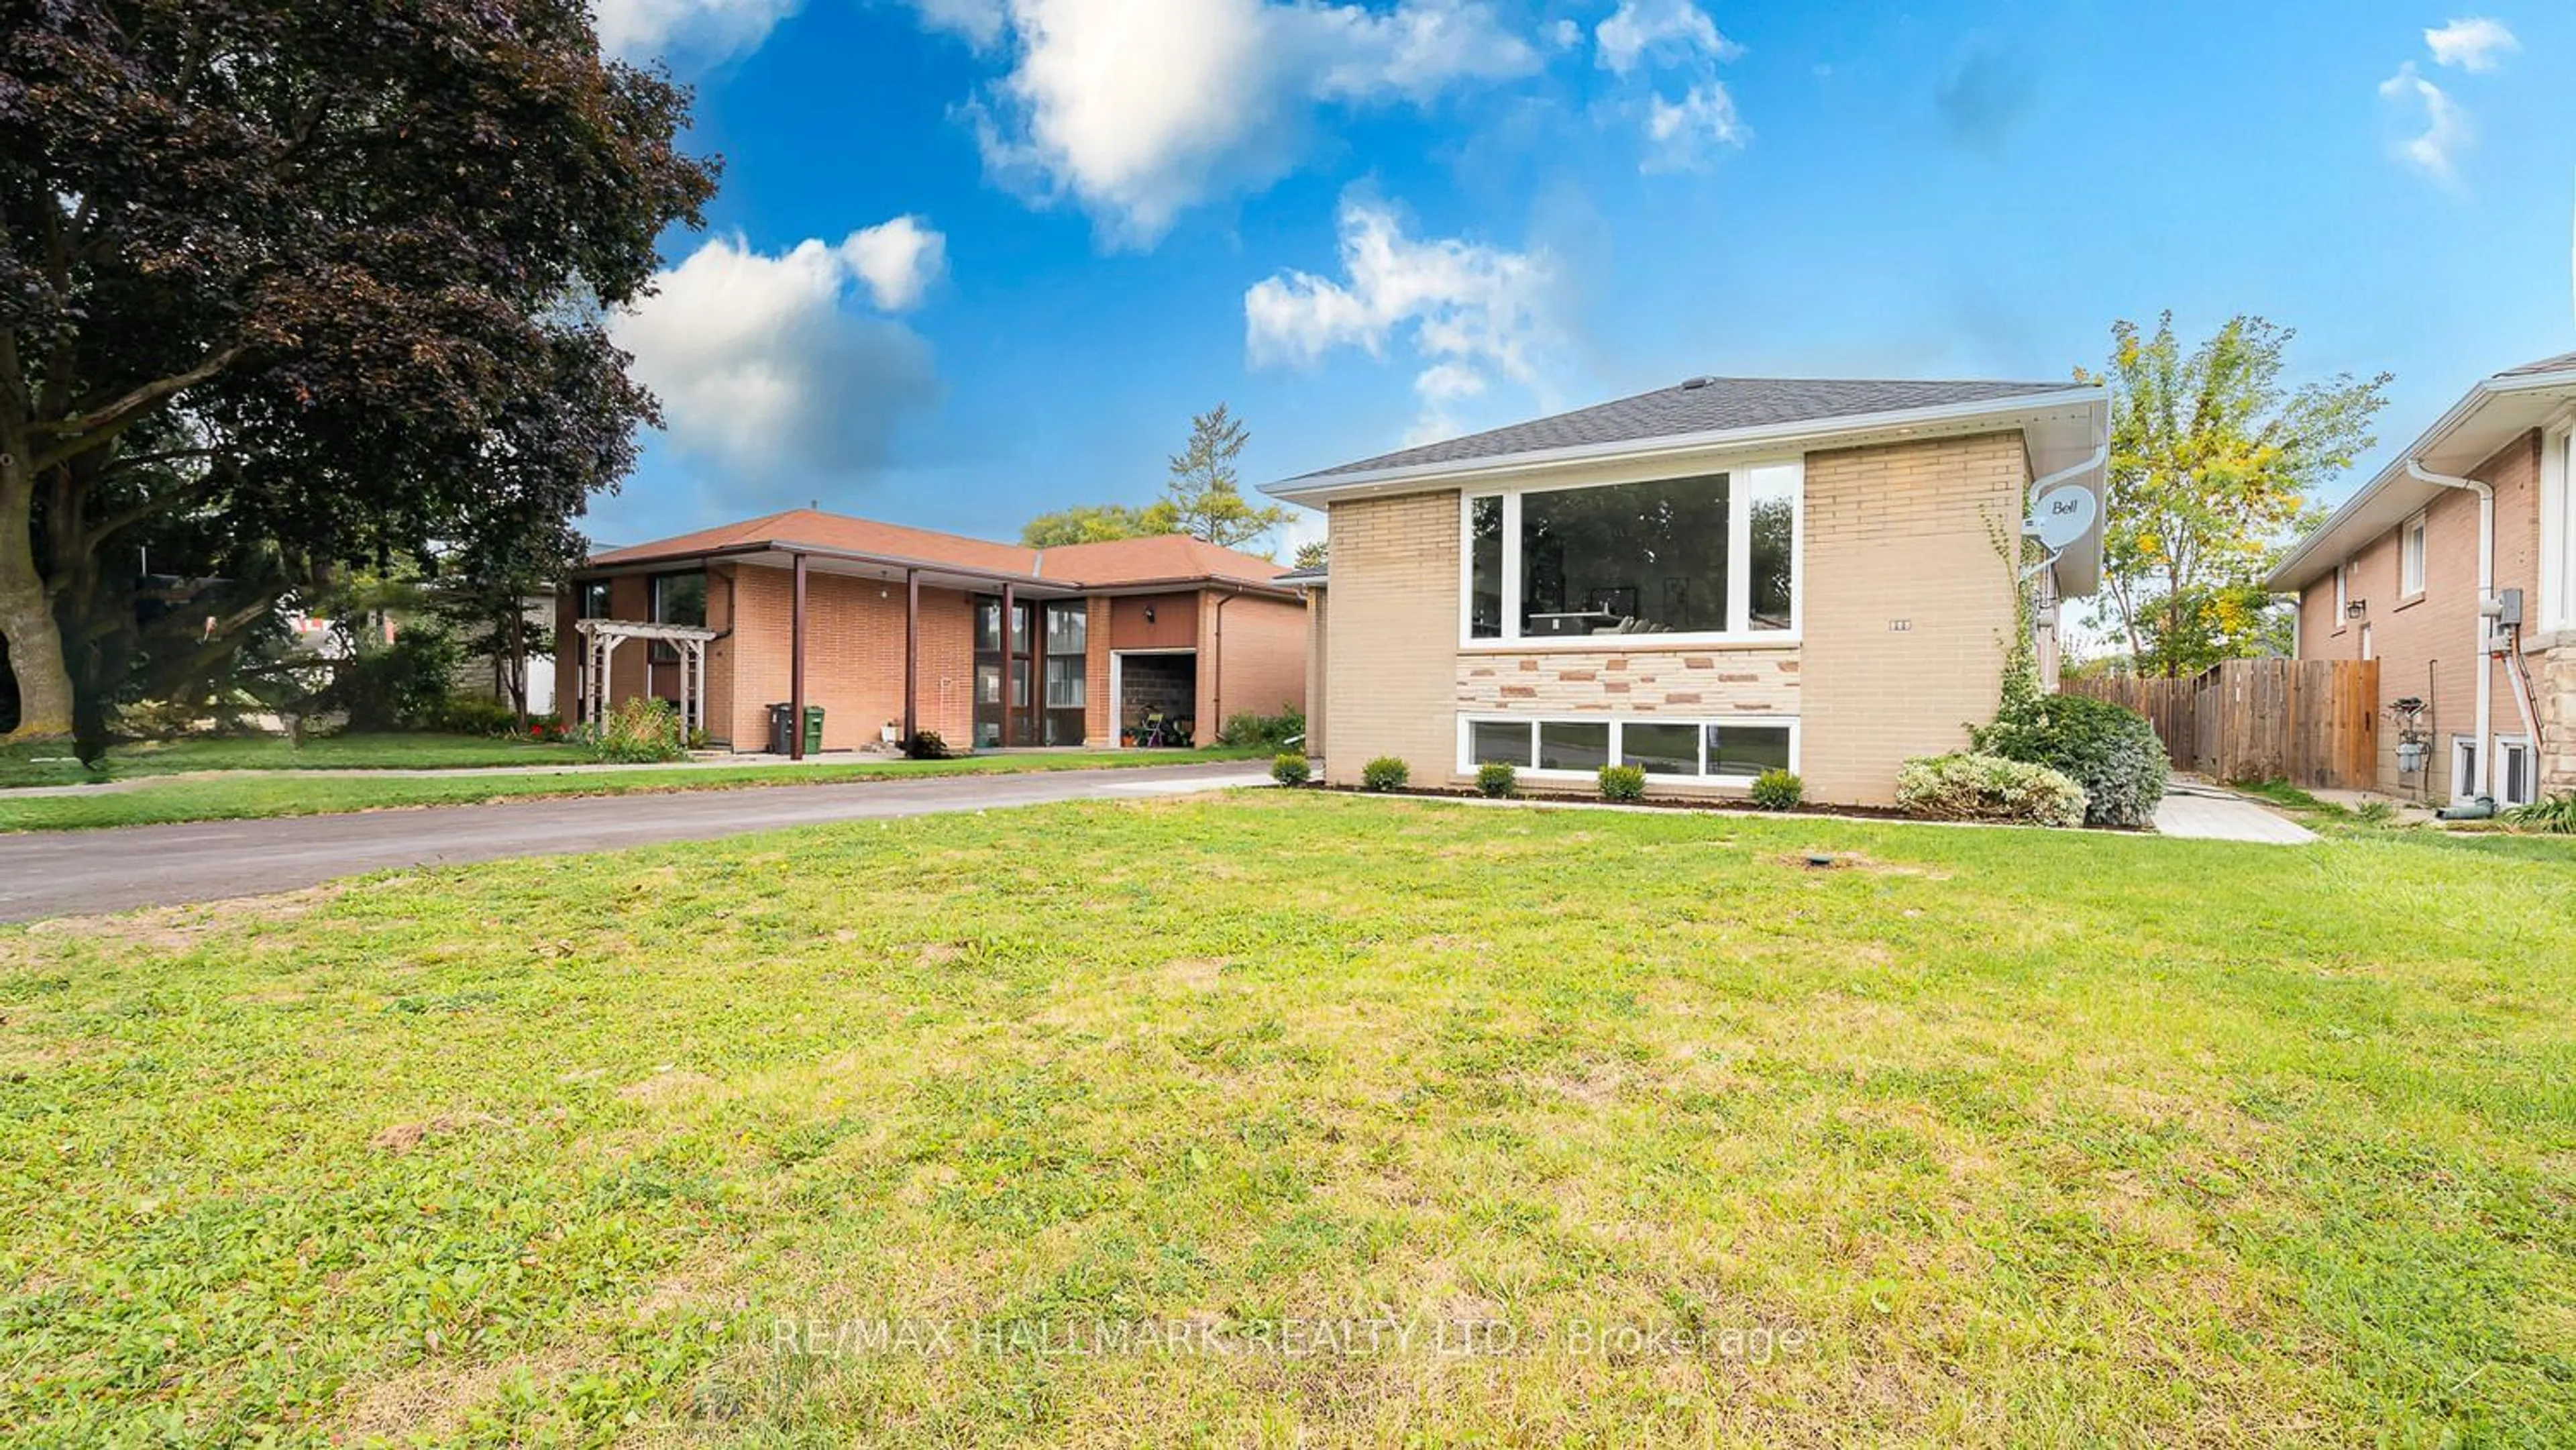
[2400,511,2427,599]
[1456,713,1801,784]
[1459,460,1804,651]
[2359,623,2373,662]
[2542,419,2575,631]
[2496,735,2536,809]
[2332,560,2348,625]
[2451,734,2480,803]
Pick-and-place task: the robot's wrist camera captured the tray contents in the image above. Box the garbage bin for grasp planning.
[767,703,828,755]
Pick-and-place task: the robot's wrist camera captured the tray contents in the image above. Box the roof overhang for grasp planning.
[2267,364,2576,594]
[1261,386,2112,597]
[573,542,1293,599]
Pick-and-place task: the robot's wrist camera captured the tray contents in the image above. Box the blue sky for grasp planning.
[588,0,2576,556]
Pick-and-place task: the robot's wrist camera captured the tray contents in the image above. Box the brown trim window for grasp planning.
[973,595,1085,747]
[1042,603,1087,745]
[577,580,612,619]
[649,570,706,664]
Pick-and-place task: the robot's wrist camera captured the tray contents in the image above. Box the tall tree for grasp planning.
[2084,314,2388,677]
[1020,503,1161,548]
[0,0,718,749]
[1161,403,1289,551]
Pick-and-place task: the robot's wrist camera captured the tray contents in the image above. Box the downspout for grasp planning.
[2406,460,2493,800]
[1209,586,1240,740]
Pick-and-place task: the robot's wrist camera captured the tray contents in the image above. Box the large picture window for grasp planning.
[1462,462,1800,644]
[1462,715,1797,782]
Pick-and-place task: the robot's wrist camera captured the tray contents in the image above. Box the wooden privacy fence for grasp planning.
[2065,658,2379,788]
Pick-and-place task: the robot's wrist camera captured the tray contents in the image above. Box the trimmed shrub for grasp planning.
[1895,752,2087,828]
[1360,756,1409,792]
[1474,761,1517,798]
[1270,752,1311,786]
[1598,764,1646,802]
[1218,706,1305,751]
[1748,768,1803,811]
[905,730,952,760]
[583,696,687,764]
[433,696,519,737]
[1972,692,2167,828]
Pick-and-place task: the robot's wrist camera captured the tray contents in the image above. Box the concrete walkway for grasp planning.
[0,762,1269,922]
[2151,780,2318,845]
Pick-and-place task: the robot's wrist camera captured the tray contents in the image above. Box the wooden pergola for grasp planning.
[572,619,717,738]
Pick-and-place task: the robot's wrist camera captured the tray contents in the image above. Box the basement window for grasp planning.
[1460,715,1798,783]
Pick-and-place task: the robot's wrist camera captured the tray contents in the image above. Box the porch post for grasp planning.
[790,552,808,761]
[1000,580,1016,749]
[903,568,920,745]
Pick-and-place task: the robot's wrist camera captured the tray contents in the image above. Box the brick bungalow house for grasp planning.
[2267,353,2576,805]
[1264,376,2111,805]
[560,510,1307,756]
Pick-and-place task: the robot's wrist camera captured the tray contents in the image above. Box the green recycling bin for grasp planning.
[766,703,827,755]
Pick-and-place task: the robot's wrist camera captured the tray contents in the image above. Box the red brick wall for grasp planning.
[2295,430,2543,796]
[1083,594,1112,745]
[1201,589,1307,738]
[718,564,981,752]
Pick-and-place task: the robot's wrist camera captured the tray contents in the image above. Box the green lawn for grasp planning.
[0,731,598,788]
[0,747,1264,832]
[3,794,2570,1445]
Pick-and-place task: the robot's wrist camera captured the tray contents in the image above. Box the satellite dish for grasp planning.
[2025,485,2098,552]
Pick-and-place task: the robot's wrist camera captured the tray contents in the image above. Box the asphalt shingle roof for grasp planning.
[584,509,1292,591]
[1289,375,2093,481]
[2501,350,2576,377]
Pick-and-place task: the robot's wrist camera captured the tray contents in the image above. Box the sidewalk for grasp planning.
[2152,780,2318,845]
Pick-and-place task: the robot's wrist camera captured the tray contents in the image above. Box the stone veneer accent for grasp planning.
[1456,647,1800,715]
[2540,641,2576,793]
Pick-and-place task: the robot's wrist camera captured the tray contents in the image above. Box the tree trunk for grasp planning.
[0,452,76,742]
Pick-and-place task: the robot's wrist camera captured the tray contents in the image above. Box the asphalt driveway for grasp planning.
[0,762,1269,922]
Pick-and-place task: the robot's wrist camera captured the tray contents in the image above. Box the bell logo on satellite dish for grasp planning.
[2025,486,2098,552]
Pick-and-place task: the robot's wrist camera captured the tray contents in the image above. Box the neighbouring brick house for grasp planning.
[2267,354,2576,805]
[1264,375,2112,806]
[561,511,1307,755]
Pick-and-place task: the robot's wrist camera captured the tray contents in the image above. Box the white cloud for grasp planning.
[2379,61,2470,183]
[1642,81,1746,171]
[910,0,1009,48]
[843,215,949,311]
[595,0,801,62]
[1595,0,1737,77]
[612,226,948,489]
[951,0,1540,246]
[1245,197,1558,444]
[2424,17,2518,72]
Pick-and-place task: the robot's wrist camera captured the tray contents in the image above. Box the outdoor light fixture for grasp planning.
[1142,605,1156,623]
[2345,600,2368,620]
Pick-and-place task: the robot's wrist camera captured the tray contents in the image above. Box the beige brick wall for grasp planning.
[1316,435,2032,804]
[1321,490,1462,785]
[1305,590,1330,760]
[1801,432,2029,804]
[2294,431,2542,798]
